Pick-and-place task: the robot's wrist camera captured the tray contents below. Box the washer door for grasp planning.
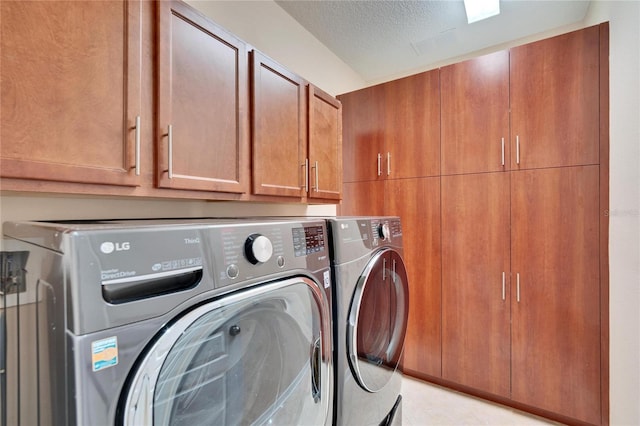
[347,248,409,393]
[121,277,331,426]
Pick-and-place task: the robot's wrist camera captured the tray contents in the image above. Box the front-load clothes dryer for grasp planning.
[327,217,409,426]
[1,218,333,426]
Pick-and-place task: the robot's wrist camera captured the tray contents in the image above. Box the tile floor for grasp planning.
[402,376,560,425]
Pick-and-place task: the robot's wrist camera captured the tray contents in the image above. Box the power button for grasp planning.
[226,264,239,279]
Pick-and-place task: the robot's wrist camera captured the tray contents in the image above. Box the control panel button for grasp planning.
[226,264,239,279]
[378,223,391,240]
[244,234,274,264]
[277,256,285,268]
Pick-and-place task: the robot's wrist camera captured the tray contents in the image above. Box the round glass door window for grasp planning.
[122,277,330,426]
[347,248,409,393]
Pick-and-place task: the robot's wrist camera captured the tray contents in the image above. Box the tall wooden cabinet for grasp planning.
[441,172,511,397]
[340,24,608,425]
[439,25,605,425]
[511,166,601,424]
[1,0,142,186]
[385,178,442,377]
[441,167,602,424]
[156,0,249,193]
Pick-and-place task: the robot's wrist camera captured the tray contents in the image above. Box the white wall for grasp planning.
[583,2,640,425]
[185,0,365,96]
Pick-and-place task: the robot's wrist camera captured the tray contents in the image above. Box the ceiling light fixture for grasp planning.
[463,0,500,24]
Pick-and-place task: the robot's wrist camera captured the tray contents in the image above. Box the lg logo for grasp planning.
[100,241,131,254]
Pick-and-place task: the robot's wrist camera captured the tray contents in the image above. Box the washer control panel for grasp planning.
[214,220,328,287]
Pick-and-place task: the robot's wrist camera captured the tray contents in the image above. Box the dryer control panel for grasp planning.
[328,216,403,264]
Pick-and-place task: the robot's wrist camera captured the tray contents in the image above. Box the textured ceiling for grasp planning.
[275,0,591,83]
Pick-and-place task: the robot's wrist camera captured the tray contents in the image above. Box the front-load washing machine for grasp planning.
[327,217,409,426]
[1,218,333,425]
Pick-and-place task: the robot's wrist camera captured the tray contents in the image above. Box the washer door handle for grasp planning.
[310,337,321,403]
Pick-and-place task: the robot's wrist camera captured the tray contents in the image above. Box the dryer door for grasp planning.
[121,277,331,426]
[347,248,409,393]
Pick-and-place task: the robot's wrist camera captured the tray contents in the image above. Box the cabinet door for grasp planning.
[157,1,249,193]
[251,51,306,198]
[441,173,511,397]
[338,181,384,216]
[441,51,510,175]
[308,85,342,201]
[338,85,385,183]
[383,69,440,179]
[510,26,599,169]
[511,166,600,424]
[386,178,442,378]
[1,1,141,186]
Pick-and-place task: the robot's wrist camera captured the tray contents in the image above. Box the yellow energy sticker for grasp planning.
[92,337,118,372]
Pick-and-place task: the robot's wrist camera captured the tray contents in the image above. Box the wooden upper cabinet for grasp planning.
[338,85,385,183]
[157,1,249,193]
[308,85,342,201]
[1,1,142,186]
[441,173,511,397]
[251,50,306,198]
[511,166,600,424]
[510,26,600,169]
[441,51,510,175]
[383,69,440,178]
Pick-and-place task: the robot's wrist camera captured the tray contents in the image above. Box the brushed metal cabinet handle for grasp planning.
[311,161,319,192]
[516,135,520,165]
[502,271,506,301]
[516,273,521,302]
[501,137,505,166]
[135,115,141,176]
[167,125,173,179]
[377,153,382,176]
[387,152,391,176]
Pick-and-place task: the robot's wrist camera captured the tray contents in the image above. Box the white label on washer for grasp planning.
[92,337,118,372]
[323,271,331,288]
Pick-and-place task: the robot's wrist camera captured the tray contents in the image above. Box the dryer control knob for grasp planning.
[378,223,391,240]
[245,234,273,264]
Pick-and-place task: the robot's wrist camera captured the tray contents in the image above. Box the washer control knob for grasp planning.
[378,223,391,240]
[245,234,273,264]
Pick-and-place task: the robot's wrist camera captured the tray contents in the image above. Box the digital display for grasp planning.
[292,226,325,257]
